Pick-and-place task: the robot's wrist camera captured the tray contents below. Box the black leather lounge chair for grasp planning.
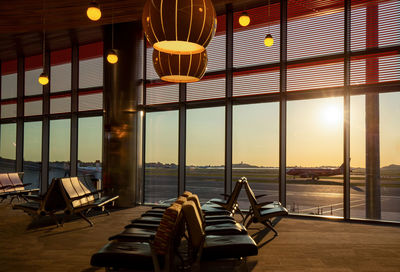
[13,178,67,226]
[91,203,184,271]
[243,178,288,236]
[59,177,119,226]
[182,200,258,268]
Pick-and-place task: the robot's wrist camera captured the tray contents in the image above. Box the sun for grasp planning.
[322,104,342,125]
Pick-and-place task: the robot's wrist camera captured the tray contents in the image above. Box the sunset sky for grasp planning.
[146,92,400,168]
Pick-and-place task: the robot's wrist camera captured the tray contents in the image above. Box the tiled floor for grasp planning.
[1,201,400,272]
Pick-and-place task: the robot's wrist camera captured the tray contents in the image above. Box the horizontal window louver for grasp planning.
[350,52,400,86]
[1,101,17,118]
[206,33,226,72]
[233,4,280,68]
[51,49,71,93]
[24,99,42,116]
[288,0,344,60]
[205,15,226,72]
[50,95,71,114]
[1,60,17,100]
[351,0,399,51]
[146,46,158,80]
[146,83,179,105]
[79,57,103,89]
[186,76,225,101]
[287,60,344,91]
[79,91,103,111]
[25,55,43,96]
[233,69,279,96]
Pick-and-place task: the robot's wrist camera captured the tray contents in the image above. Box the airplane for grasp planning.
[286,163,345,181]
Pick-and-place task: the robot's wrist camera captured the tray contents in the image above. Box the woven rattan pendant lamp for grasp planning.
[153,48,208,83]
[142,0,217,55]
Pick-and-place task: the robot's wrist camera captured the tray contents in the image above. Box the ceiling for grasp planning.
[0,0,268,62]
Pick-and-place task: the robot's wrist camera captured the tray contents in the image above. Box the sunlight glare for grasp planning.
[322,104,342,125]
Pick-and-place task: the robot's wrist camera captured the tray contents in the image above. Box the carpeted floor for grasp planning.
[1,201,400,272]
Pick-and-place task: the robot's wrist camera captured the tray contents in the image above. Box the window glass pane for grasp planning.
[287,97,343,217]
[233,102,279,208]
[1,60,17,99]
[145,111,178,203]
[78,117,102,180]
[380,92,400,221]
[351,93,400,222]
[0,123,16,172]
[25,55,43,96]
[50,49,71,93]
[186,107,225,202]
[49,119,70,183]
[23,121,42,189]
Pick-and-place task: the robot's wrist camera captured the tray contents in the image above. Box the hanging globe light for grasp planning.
[264,34,274,47]
[87,1,101,21]
[142,0,216,55]
[38,72,49,85]
[239,12,250,27]
[106,49,118,64]
[153,48,208,83]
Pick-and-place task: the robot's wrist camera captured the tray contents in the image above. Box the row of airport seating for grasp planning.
[13,175,119,227]
[90,177,288,271]
[0,172,39,203]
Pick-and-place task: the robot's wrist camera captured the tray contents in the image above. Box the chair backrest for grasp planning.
[153,203,183,255]
[81,175,100,200]
[61,177,89,208]
[182,191,192,198]
[187,194,205,226]
[225,177,245,210]
[243,178,261,218]
[182,200,205,251]
[8,173,24,191]
[0,173,15,192]
[43,178,67,213]
[74,177,95,202]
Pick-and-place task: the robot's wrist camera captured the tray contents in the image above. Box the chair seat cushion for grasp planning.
[109,228,156,241]
[259,206,288,218]
[13,201,40,213]
[202,234,258,260]
[205,222,247,235]
[90,241,163,270]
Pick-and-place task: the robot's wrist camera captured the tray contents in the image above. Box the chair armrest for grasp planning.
[25,195,43,201]
[255,194,267,199]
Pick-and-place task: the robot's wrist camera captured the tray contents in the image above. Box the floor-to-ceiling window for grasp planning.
[186,107,225,202]
[78,116,103,179]
[23,121,42,189]
[144,111,178,203]
[0,123,16,173]
[48,119,70,183]
[233,102,279,208]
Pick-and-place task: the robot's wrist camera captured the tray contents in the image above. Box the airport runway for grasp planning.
[144,174,400,222]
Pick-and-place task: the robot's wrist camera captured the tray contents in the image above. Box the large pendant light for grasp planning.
[153,48,208,83]
[142,0,217,55]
